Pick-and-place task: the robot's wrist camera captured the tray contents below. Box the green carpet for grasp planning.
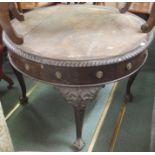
[93,79,126,152]
[7,83,113,151]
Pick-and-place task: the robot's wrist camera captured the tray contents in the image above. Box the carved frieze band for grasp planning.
[56,86,101,108]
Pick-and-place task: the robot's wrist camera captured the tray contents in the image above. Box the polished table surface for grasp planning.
[3,4,154,151]
[7,5,149,61]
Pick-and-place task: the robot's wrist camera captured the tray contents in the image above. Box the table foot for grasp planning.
[19,96,28,104]
[73,138,85,151]
[73,106,85,151]
[124,94,133,102]
[125,71,139,103]
[11,66,28,104]
[56,86,101,150]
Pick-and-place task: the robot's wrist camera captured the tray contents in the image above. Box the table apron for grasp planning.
[8,50,147,87]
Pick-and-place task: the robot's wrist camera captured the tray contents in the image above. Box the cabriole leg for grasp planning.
[11,66,28,104]
[125,71,139,102]
[73,106,85,150]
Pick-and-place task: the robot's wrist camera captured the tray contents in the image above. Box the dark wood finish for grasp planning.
[93,2,105,5]
[141,3,155,32]
[73,107,85,150]
[119,2,155,32]
[8,51,146,86]
[125,71,140,102]
[11,66,28,104]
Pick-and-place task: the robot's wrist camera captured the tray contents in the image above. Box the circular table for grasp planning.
[3,5,154,150]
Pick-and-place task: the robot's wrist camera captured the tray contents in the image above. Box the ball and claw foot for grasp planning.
[19,96,28,105]
[124,93,133,103]
[72,138,85,151]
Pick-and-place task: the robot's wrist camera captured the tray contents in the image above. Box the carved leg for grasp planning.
[9,2,24,21]
[1,73,14,89]
[141,3,155,33]
[125,71,139,102]
[73,106,85,150]
[11,66,28,104]
[0,2,23,44]
[56,86,101,151]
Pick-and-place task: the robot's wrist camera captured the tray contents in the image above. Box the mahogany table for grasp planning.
[0,4,154,150]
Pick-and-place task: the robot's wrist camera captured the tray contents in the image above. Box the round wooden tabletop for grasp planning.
[6,5,152,62]
[3,5,154,86]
